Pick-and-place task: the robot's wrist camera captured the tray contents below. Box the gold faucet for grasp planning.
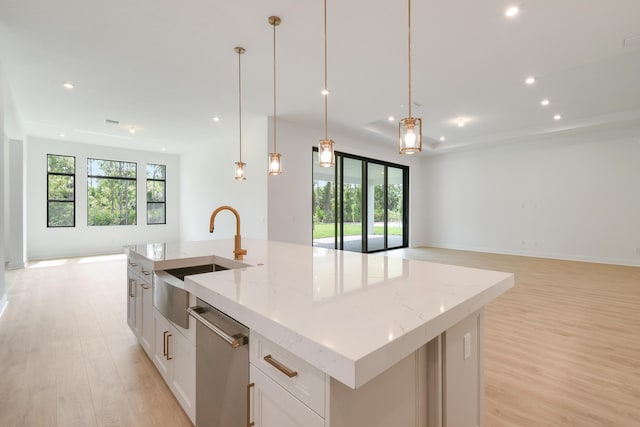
[209,205,247,261]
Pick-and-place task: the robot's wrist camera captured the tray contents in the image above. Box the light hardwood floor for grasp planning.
[0,249,638,426]
[387,248,640,427]
[0,255,192,427]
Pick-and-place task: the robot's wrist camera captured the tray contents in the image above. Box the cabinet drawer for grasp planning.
[250,364,324,427]
[250,331,325,417]
[127,256,141,275]
[139,265,153,282]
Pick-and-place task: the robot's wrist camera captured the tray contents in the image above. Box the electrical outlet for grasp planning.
[463,333,471,360]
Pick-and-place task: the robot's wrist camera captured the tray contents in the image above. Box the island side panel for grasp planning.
[328,345,428,427]
[443,308,484,427]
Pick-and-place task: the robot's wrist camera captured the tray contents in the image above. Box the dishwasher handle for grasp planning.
[188,306,248,348]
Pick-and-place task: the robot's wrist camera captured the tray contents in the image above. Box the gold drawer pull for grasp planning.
[247,383,255,427]
[166,333,172,360]
[264,354,298,378]
[163,331,169,357]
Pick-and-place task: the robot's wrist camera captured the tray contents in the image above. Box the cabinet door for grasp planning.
[250,364,324,427]
[152,308,173,382]
[126,275,138,336]
[169,328,196,424]
[139,281,154,356]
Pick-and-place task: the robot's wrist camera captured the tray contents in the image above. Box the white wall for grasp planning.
[422,127,640,266]
[0,78,5,315]
[267,118,426,247]
[26,137,181,260]
[180,116,268,244]
[8,139,25,268]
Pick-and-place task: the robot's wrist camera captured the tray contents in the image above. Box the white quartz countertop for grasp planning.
[128,239,513,389]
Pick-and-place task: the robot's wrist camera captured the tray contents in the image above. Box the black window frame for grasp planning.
[47,154,76,228]
[312,147,410,253]
[87,157,138,226]
[146,163,167,225]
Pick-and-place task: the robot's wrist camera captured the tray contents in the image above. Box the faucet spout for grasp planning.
[209,206,247,261]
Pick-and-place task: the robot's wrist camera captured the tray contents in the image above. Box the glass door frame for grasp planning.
[313,148,409,253]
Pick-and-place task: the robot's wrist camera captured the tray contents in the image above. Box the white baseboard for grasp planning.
[421,243,640,267]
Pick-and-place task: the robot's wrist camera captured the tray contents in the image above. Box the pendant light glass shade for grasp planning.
[399,0,422,154]
[268,16,283,176]
[234,46,247,180]
[268,153,282,175]
[318,0,335,167]
[318,139,335,167]
[399,117,422,154]
[235,161,246,181]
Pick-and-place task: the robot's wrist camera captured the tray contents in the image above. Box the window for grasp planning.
[312,149,409,253]
[47,154,76,227]
[146,164,166,224]
[87,158,137,226]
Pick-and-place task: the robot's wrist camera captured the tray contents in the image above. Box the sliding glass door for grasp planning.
[312,149,408,253]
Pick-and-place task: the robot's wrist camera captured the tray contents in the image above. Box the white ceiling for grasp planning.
[1,0,639,154]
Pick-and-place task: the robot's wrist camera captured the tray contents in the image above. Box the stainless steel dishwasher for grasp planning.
[187,298,249,427]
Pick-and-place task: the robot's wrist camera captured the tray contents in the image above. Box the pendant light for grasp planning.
[268,16,283,176]
[234,46,247,180]
[318,0,335,168]
[399,0,422,154]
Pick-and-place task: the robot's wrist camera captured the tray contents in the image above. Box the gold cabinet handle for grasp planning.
[247,383,255,427]
[163,331,168,357]
[166,334,172,360]
[128,279,136,297]
[263,354,298,378]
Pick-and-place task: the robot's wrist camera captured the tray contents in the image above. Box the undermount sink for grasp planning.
[164,263,229,280]
[154,259,246,329]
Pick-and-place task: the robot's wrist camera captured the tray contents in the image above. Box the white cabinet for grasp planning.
[127,256,153,358]
[127,254,196,424]
[126,272,140,337]
[249,331,326,427]
[152,307,196,424]
[249,331,429,427]
[250,364,324,427]
[138,278,154,356]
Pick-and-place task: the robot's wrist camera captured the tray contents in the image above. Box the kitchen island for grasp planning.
[127,239,513,427]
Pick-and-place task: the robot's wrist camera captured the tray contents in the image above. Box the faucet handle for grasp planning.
[234,248,247,260]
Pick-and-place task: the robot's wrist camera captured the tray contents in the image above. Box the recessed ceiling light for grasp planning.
[129,127,136,134]
[525,76,536,85]
[388,116,395,121]
[505,6,519,17]
[212,116,220,122]
[440,136,446,141]
[63,82,74,89]
[60,133,65,138]
[458,120,465,127]
[554,114,562,120]
[541,99,550,106]
[161,147,167,151]
[321,89,330,95]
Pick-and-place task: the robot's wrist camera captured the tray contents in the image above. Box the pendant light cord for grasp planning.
[324,0,328,140]
[273,21,277,153]
[408,0,412,119]
[238,50,243,162]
